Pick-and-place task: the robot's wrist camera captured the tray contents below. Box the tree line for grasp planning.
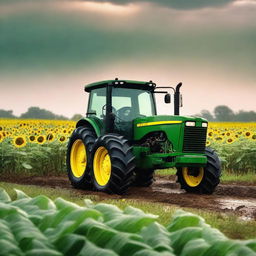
[0,107,83,121]
[197,105,256,122]
[0,105,256,122]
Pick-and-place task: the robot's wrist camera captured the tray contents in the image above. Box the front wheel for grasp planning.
[91,134,135,194]
[176,147,221,194]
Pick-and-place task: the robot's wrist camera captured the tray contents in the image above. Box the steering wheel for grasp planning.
[102,105,117,116]
[116,107,133,121]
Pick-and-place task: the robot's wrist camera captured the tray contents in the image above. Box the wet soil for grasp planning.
[1,174,256,220]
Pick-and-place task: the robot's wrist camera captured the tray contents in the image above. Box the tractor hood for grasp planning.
[133,115,207,152]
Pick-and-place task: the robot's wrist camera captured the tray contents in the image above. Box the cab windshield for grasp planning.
[88,87,156,121]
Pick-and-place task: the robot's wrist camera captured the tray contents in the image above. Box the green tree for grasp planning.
[214,105,234,121]
[0,109,16,118]
[20,107,67,120]
[234,111,256,122]
[198,110,215,121]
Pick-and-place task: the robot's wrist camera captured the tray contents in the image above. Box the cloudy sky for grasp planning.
[0,0,256,118]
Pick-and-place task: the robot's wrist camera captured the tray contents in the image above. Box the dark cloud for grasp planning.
[83,0,235,9]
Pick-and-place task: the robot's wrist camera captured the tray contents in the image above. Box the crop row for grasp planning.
[0,188,256,256]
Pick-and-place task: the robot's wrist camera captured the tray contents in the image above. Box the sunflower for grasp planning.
[13,136,27,148]
[208,132,213,137]
[29,135,36,143]
[36,135,46,144]
[46,133,55,142]
[226,137,235,144]
[244,131,251,138]
[59,135,66,143]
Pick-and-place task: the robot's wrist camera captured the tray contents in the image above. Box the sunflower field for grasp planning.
[0,120,255,176]
[0,120,75,176]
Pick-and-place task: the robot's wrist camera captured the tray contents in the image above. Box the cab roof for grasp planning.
[84,79,156,92]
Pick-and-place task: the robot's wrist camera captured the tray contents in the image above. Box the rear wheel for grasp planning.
[133,169,154,187]
[176,147,221,194]
[67,126,96,189]
[92,134,135,194]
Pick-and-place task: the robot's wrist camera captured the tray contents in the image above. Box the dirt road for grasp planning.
[1,175,256,220]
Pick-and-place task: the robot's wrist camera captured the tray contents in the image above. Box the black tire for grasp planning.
[133,168,154,187]
[176,147,221,194]
[67,126,96,189]
[91,134,135,194]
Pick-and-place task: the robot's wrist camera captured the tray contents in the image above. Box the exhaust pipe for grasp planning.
[174,82,182,115]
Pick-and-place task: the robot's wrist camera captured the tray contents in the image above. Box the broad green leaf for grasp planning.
[180,238,210,256]
[0,239,23,256]
[25,248,62,256]
[30,195,56,210]
[61,208,102,224]
[202,226,226,244]
[75,218,118,247]
[93,203,123,221]
[141,222,173,253]
[0,219,17,244]
[84,199,94,208]
[19,237,54,252]
[14,189,30,200]
[243,240,256,252]
[44,220,76,240]
[202,240,242,256]
[106,215,157,233]
[16,151,28,156]
[106,232,151,256]
[167,210,205,232]
[78,240,118,256]
[0,188,11,203]
[39,207,74,232]
[133,249,175,256]
[0,203,28,219]
[54,197,80,210]
[226,245,256,256]
[54,233,86,255]
[22,163,33,169]
[170,227,203,255]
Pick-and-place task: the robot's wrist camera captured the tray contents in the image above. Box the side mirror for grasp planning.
[164,93,171,103]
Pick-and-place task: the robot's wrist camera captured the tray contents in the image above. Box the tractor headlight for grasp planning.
[202,122,208,128]
[185,121,196,127]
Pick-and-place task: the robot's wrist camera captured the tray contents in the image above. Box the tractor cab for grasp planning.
[84,79,182,139]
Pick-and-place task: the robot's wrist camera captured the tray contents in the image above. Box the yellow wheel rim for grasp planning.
[182,167,204,187]
[70,139,87,178]
[93,146,111,186]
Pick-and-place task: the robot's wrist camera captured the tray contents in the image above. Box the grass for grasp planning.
[1,182,256,240]
[155,168,256,185]
[220,171,256,185]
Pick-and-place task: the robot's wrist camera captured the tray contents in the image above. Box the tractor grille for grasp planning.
[183,126,207,153]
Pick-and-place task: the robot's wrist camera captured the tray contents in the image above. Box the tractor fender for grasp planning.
[76,118,101,137]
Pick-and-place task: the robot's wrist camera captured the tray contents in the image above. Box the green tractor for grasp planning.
[67,79,221,194]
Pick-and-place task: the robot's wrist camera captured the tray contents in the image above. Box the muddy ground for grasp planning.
[1,175,256,220]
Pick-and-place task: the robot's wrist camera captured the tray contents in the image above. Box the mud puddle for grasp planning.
[217,198,256,220]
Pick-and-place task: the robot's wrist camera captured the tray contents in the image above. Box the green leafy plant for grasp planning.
[0,188,255,256]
